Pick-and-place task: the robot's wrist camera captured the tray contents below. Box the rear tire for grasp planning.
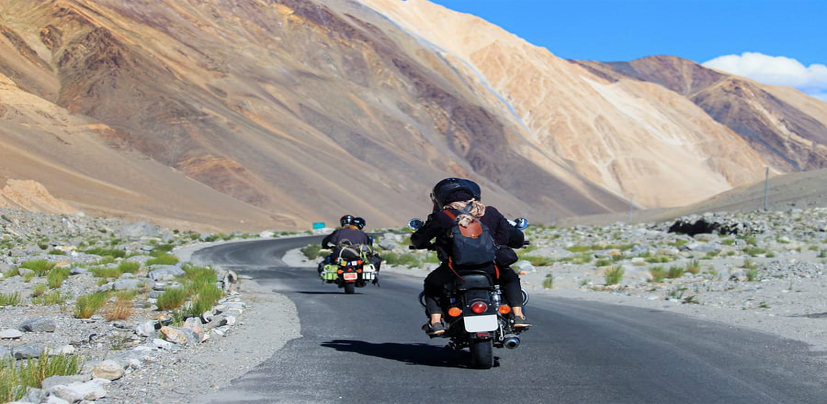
[470,338,493,369]
[344,282,356,294]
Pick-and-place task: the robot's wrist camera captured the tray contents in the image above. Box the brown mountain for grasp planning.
[0,0,821,230]
[572,56,827,172]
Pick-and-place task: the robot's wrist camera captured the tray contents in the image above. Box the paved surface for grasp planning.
[194,237,825,404]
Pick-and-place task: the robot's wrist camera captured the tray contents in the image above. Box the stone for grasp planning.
[49,379,109,402]
[17,267,34,277]
[135,320,157,337]
[148,265,185,281]
[120,221,160,238]
[0,328,23,339]
[53,345,75,355]
[41,375,92,391]
[152,338,175,351]
[183,317,206,342]
[19,317,56,333]
[112,278,142,290]
[92,360,125,381]
[69,267,88,275]
[13,345,44,359]
[44,395,71,404]
[160,326,189,345]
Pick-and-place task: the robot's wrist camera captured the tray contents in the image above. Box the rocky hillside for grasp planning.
[0,0,824,231]
[572,56,827,172]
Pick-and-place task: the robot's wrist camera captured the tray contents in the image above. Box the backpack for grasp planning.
[443,209,497,267]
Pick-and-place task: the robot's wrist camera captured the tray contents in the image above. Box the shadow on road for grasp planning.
[295,291,358,295]
[321,339,499,368]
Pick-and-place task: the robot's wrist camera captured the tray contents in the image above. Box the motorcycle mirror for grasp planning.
[514,218,529,230]
[408,218,424,231]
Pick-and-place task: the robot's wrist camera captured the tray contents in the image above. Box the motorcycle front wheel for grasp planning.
[344,282,356,294]
[469,338,493,369]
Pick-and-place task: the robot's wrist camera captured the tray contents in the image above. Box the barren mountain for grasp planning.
[0,0,821,231]
[573,56,827,172]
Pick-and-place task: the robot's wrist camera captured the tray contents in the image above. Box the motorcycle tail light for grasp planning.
[357,268,363,273]
[337,269,343,274]
[470,301,488,314]
[498,305,512,314]
[447,307,462,317]
[346,268,353,272]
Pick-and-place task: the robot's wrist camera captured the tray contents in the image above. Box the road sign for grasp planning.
[312,222,325,230]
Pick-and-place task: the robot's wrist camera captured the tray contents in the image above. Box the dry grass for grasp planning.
[104,299,133,321]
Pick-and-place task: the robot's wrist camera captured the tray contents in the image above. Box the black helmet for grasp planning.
[462,179,481,201]
[352,217,366,230]
[340,215,355,227]
[431,178,474,208]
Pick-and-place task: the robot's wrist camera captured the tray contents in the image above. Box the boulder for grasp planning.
[48,379,109,402]
[148,265,185,281]
[13,345,44,359]
[92,360,125,381]
[0,328,23,339]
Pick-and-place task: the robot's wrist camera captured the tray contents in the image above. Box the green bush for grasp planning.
[685,259,701,274]
[542,273,554,289]
[645,256,670,264]
[117,261,140,274]
[90,266,123,279]
[32,290,66,306]
[743,247,766,256]
[46,267,70,289]
[0,354,80,402]
[85,248,126,258]
[157,288,187,311]
[151,244,175,255]
[595,258,613,267]
[604,267,624,285]
[186,283,223,316]
[47,249,67,255]
[565,245,591,253]
[0,292,20,307]
[146,253,179,266]
[301,244,322,260]
[649,266,666,283]
[667,266,685,279]
[74,291,108,318]
[20,259,55,276]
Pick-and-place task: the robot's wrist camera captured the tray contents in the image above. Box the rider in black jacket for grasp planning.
[411,178,531,336]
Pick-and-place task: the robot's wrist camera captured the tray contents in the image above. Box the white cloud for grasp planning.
[702,52,827,101]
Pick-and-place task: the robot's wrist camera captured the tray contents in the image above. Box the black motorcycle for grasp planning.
[409,218,530,369]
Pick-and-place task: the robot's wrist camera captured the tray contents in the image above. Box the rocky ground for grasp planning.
[0,207,300,404]
[2,206,826,403]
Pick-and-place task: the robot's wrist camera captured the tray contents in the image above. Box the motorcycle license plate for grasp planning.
[464,315,497,332]
[343,273,358,281]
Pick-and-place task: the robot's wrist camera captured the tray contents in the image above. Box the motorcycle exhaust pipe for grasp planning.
[504,334,520,349]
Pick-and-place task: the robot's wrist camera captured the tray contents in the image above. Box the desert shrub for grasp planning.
[565,245,591,253]
[74,291,107,319]
[746,267,760,282]
[90,266,122,279]
[0,354,80,402]
[23,272,35,283]
[32,290,66,306]
[301,244,322,260]
[521,255,552,267]
[156,288,187,311]
[182,265,217,285]
[604,266,624,285]
[117,261,140,274]
[649,266,666,282]
[146,253,179,266]
[104,299,133,321]
[46,267,70,289]
[47,249,67,255]
[667,266,685,279]
[684,259,701,274]
[645,256,670,264]
[542,273,554,289]
[742,258,756,269]
[2,267,19,278]
[743,247,766,256]
[85,248,126,258]
[423,252,440,264]
[151,244,175,255]
[0,292,20,307]
[32,284,48,297]
[20,259,55,276]
[595,258,613,267]
[186,283,223,316]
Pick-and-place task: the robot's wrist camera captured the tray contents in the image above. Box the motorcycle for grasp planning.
[320,243,379,294]
[408,217,530,369]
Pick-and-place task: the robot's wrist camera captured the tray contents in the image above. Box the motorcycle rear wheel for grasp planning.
[344,282,356,294]
[469,339,493,369]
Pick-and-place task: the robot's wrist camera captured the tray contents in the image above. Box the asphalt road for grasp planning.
[193,236,825,404]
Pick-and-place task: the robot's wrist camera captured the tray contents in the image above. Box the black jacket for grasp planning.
[321,228,371,249]
[411,206,512,263]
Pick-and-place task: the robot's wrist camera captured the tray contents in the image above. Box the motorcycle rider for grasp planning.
[317,215,373,274]
[411,178,531,336]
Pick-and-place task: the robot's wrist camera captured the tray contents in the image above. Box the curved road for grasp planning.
[193,236,825,403]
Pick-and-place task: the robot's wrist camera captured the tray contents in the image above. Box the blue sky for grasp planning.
[427,0,827,100]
